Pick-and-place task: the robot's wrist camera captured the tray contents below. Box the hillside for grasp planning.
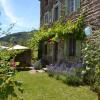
[0,30,37,46]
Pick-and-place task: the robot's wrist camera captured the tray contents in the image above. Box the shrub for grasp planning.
[82,30,100,93]
[82,68,95,85]
[34,58,49,70]
[63,67,83,86]
[48,71,55,77]
[40,58,49,67]
[0,51,23,99]
[64,75,83,86]
[34,60,42,70]
[55,74,60,80]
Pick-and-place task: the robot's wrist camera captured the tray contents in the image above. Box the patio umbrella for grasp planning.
[8,45,29,50]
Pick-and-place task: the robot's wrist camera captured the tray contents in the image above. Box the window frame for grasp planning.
[54,6,59,21]
[44,12,49,24]
[69,36,76,57]
[69,0,76,12]
[53,1,61,21]
[45,0,48,6]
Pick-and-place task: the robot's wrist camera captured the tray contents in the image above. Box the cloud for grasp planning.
[0,0,18,23]
[0,0,36,32]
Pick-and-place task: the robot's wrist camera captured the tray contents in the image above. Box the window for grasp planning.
[45,0,48,6]
[45,44,47,55]
[55,0,59,4]
[54,42,58,62]
[67,0,80,13]
[69,37,76,56]
[44,12,49,24]
[69,0,75,12]
[54,6,59,21]
[53,1,61,21]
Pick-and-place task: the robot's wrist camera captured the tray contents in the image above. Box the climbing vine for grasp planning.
[28,14,85,49]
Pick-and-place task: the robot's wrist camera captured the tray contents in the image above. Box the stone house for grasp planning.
[38,0,100,64]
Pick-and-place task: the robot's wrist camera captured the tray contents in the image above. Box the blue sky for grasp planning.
[0,0,40,34]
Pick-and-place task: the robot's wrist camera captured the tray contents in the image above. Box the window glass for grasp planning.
[69,37,76,56]
[69,0,75,12]
[67,0,80,13]
[45,0,48,6]
[54,6,59,21]
[44,13,49,24]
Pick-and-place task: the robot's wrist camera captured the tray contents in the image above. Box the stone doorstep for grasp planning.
[29,70,37,74]
[42,68,48,71]
[29,69,45,74]
[36,70,45,73]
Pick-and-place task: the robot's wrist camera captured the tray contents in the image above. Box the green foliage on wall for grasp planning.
[28,14,85,50]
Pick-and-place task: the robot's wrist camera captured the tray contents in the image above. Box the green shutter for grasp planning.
[75,0,80,10]
[76,40,81,58]
[58,1,61,18]
[64,39,66,58]
[64,38,69,58]
[65,0,69,15]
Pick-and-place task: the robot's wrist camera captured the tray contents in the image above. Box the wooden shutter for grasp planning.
[75,0,80,10]
[69,37,76,56]
[54,42,58,62]
[58,1,61,18]
[64,38,69,58]
[65,0,69,15]
[76,40,81,58]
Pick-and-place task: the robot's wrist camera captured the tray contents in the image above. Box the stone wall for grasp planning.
[40,0,100,30]
[39,0,100,64]
[81,0,100,30]
[40,0,64,26]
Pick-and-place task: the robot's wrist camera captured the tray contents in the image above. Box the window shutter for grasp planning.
[49,11,52,23]
[64,39,69,58]
[58,1,61,18]
[75,0,80,10]
[76,40,81,58]
[65,0,69,15]
[52,8,54,22]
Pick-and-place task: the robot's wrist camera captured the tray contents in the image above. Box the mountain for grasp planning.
[0,30,37,46]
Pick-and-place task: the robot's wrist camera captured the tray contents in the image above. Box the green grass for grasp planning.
[16,71,97,100]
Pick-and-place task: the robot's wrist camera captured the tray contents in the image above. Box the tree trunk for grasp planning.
[98,93,100,100]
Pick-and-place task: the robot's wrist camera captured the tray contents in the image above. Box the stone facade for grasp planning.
[39,0,100,64]
[40,0,100,29]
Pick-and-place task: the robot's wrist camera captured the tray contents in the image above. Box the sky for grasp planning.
[0,0,40,34]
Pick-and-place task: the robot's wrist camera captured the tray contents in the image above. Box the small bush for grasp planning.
[64,75,83,86]
[55,74,60,80]
[0,51,23,99]
[41,58,49,67]
[82,69,95,85]
[34,59,49,70]
[47,70,55,77]
[82,30,100,97]
[34,60,42,70]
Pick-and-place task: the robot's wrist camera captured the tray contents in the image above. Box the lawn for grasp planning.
[16,71,97,100]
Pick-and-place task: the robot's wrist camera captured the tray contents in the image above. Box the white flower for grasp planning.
[85,47,88,50]
[86,66,91,70]
[81,70,86,75]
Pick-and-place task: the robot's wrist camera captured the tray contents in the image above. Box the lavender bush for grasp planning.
[47,60,84,86]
